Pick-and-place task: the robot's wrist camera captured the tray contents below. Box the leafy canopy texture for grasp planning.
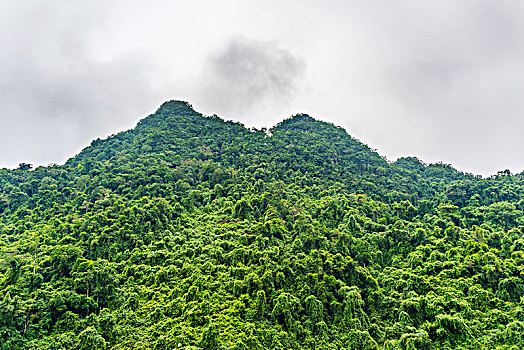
[1,100,524,349]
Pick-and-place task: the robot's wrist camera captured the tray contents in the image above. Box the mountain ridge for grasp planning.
[1,101,524,349]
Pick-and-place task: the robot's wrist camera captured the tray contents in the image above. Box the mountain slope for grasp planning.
[1,101,524,349]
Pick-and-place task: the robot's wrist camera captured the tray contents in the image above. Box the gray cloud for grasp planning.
[2,1,524,176]
[0,2,162,169]
[315,0,524,176]
[372,1,524,174]
[197,37,306,120]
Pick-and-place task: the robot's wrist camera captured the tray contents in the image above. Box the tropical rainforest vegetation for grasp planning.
[1,100,523,349]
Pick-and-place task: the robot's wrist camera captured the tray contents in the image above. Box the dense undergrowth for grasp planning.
[1,101,523,349]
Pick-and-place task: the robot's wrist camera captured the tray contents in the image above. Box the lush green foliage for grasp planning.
[1,101,524,349]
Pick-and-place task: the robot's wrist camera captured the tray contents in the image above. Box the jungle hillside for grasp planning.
[1,101,524,349]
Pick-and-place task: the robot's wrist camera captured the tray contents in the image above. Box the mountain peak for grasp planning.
[271,113,318,132]
[156,100,197,114]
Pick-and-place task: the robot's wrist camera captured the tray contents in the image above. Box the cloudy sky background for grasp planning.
[1,0,524,176]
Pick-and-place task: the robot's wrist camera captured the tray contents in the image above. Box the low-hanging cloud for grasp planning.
[197,37,306,119]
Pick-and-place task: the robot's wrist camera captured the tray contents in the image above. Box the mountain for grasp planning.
[1,101,524,349]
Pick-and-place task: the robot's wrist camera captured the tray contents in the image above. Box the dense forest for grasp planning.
[1,100,524,349]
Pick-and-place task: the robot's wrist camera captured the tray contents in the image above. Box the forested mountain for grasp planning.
[1,100,524,349]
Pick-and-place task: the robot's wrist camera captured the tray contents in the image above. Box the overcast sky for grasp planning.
[1,1,524,176]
